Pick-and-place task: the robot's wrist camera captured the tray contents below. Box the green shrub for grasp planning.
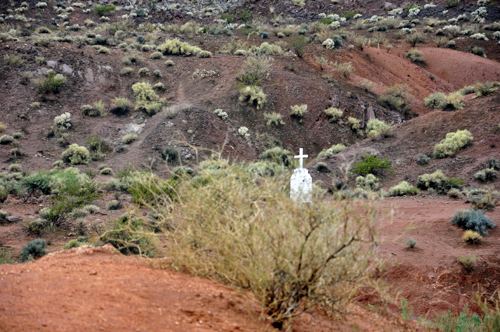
[259,147,293,167]
[162,147,180,165]
[324,108,343,122]
[264,112,285,126]
[405,32,425,47]
[12,132,23,139]
[36,72,66,94]
[106,200,122,210]
[366,119,393,138]
[444,92,465,111]
[111,98,130,115]
[120,67,134,76]
[433,130,473,158]
[417,154,429,165]
[318,144,346,158]
[0,249,13,264]
[474,168,498,182]
[237,56,273,85]
[157,39,201,56]
[378,84,412,115]
[355,174,379,190]
[61,144,90,165]
[347,117,360,130]
[389,181,420,196]
[471,193,498,210]
[447,188,463,199]
[451,209,495,236]
[417,170,464,194]
[94,4,116,16]
[351,155,393,176]
[406,49,426,64]
[462,230,482,244]
[239,86,266,110]
[63,239,88,249]
[424,92,447,110]
[290,35,308,57]
[122,133,138,144]
[406,238,416,248]
[20,239,47,262]
[150,51,163,60]
[132,82,159,104]
[100,214,158,256]
[0,135,14,145]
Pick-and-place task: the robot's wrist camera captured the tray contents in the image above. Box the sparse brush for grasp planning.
[443,92,465,111]
[356,174,379,191]
[61,144,90,165]
[332,61,353,77]
[474,168,498,183]
[366,119,393,138]
[120,67,134,76]
[324,107,343,122]
[239,86,266,110]
[424,92,447,110]
[106,200,122,210]
[433,130,473,158]
[264,112,285,126]
[378,84,412,115]
[8,164,21,172]
[471,193,498,210]
[447,188,463,199]
[290,104,308,118]
[318,144,346,158]
[132,82,159,104]
[458,254,478,273]
[406,49,426,64]
[162,147,180,165]
[462,230,482,244]
[389,181,420,196]
[237,56,273,85]
[315,56,328,70]
[406,32,425,47]
[122,133,138,144]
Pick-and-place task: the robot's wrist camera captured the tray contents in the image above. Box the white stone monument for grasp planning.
[290,148,313,203]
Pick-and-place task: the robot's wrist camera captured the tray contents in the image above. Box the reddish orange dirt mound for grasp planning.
[0,245,409,332]
[419,48,500,89]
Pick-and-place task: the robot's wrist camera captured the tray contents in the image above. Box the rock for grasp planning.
[62,64,73,75]
[123,123,145,134]
[5,216,22,223]
[47,60,58,68]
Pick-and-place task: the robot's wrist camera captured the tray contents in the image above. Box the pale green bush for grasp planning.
[433,129,473,158]
[366,119,393,138]
[318,144,346,158]
[239,86,266,110]
[424,92,447,110]
[290,104,308,118]
[356,174,379,190]
[122,133,138,144]
[347,117,360,130]
[264,112,285,126]
[132,82,159,103]
[61,144,90,165]
[389,181,420,196]
[156,38,201,56]
[324,108,343,122]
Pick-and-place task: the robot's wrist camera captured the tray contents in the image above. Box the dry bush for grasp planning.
[332,61,353,77]
[378,84,412,115]
[264,112,285,126]
[462,230,482,244]
[133,162,380,328]
[238,56,273,85]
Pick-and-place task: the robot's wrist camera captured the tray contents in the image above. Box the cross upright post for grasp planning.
[294,148,308,169]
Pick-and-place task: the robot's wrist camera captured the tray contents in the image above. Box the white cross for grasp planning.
[294,148,308,169]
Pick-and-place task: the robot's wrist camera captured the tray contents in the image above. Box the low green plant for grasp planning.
[434,299,500,331]
[451,209,495,236]
[61,144,90,165]
[417,170,464,194]
[122,133,138,145]
[324,108,343,122]
[462,230,482,244]
[318,144,346,158]
[63,239,88,249]
[264,112,285,126]
[474,168,498,182]
[424,92,447,110]
[94,4,116,16]
[259,147,294,167]
[351,155,394,176]
[355,174,379,190]
[433,130,473,158]
[36,72,66,94]
[366,119,393,138]
[389,181,420,196]
[406,238,416,248]
[0,135,14,145]
[417,154,429,165]
[20,239,47,262]
[290,35,308,57]
[458,254,478,273]
[239,86,266,110]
